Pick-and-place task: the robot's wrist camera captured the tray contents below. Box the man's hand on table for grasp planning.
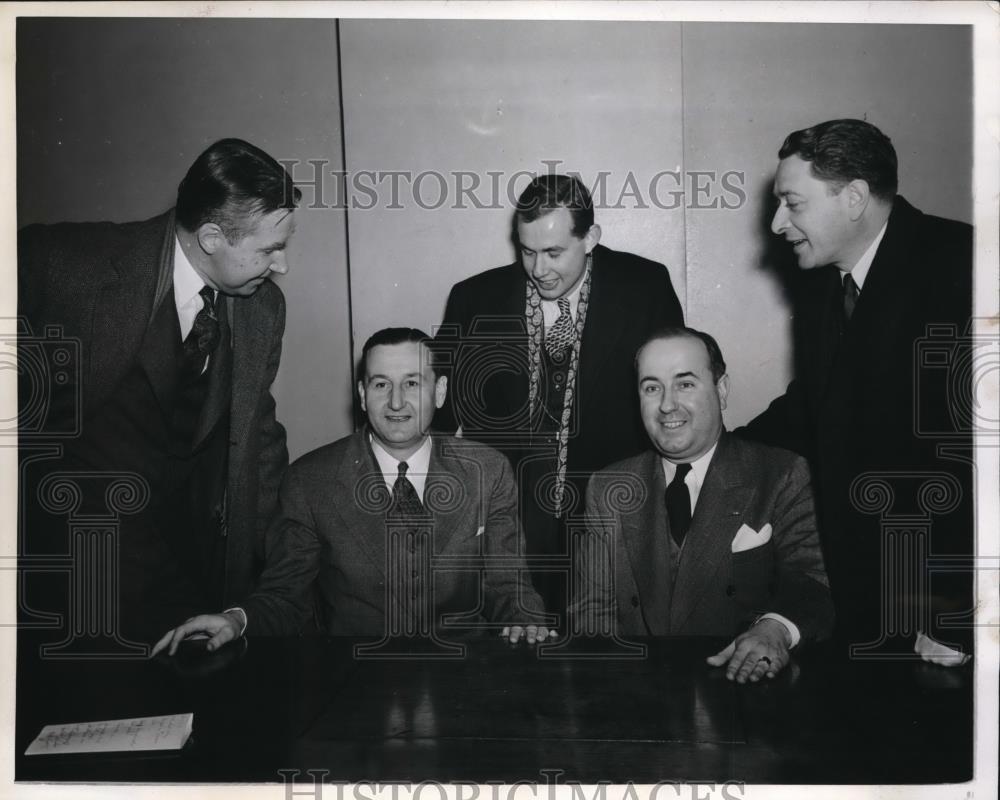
[501,625,558,645]
[151,610,246,657]
[706,617,791,683]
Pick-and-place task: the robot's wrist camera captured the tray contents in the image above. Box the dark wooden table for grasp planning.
[15,631,973,784]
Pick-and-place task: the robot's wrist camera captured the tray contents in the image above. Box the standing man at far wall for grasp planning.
[437,174,683,618]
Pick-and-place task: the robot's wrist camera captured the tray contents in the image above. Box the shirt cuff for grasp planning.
[223,607,248,637]
[756,613,800,648]
[915,631,971,665]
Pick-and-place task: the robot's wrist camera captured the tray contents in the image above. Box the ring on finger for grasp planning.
[758,656,772,666]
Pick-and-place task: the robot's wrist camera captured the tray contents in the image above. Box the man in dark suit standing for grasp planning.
[740,119,973,664]
[19,138,299,643]
[436,174,683,618]
[153,328,552,653]
[570,327,833,683]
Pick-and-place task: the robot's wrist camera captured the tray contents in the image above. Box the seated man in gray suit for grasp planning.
[154,328,552,654]
[569,327,833,683]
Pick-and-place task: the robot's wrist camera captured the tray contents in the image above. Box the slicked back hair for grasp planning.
[357,327,442,384]
[515,174,595,238]
[635,326,728,384]
[176,138,301,242]
[778,118,898,201]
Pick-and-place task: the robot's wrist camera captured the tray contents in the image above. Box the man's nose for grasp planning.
[388,384,405,410]
[770,204,788,236]
[269,252,289,275]
[659,388,678,414]
[531,253,549,277]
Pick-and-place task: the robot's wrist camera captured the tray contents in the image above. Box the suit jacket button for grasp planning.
[726,584,735,597]
[630,596,639,607]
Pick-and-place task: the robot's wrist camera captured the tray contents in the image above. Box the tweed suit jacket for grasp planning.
[242,431,548,636]
[18,211,288,603]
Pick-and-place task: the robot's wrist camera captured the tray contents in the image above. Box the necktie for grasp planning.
[545,297,575,357]
[389,461,425,518]
[842,272,860,324]
[183,286,220,374]
[665,462,693,547]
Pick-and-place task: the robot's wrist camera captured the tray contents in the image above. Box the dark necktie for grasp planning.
[182,286,220,374]
[389,461,425,518]
[842,272,860,324]
[665,462,693,547]
[545,297,575,357]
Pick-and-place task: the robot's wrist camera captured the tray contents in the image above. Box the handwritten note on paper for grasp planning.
[25,713,193,756]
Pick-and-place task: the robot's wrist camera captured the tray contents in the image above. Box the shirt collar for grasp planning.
[840,220,888,291]
[173,235,207,309]
[369,433,433,500]
[661,440,718,492]
[541,262,590,324]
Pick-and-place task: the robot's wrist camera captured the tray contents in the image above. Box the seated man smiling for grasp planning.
[568,326,833,682]
[154,328,552,655]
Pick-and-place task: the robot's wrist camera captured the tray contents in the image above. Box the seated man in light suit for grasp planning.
[569,327,833,682]
[154,328,552,654]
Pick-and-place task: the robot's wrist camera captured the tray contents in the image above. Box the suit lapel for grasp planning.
[497,270,531,423]
[229,293,272,449]
[843,202,912,368]
[426,437,475,554]
[805,267,846,407]
[334,431,392,576]
[619,451,673,633]
[87,214,173,411]
[670,435,752,633]
[578,246,629,409]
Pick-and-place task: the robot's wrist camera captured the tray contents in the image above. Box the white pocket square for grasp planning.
[475,525,485,537]
[731,523,772,553]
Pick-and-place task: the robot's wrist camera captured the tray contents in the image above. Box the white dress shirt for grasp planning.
[839,220,887,292]
[173,236,215,341]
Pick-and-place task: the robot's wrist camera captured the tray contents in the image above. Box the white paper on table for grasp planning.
[24,713,193,756]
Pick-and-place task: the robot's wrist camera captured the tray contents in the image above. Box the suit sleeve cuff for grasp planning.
[223,607,248,637]
[757,612,800,648]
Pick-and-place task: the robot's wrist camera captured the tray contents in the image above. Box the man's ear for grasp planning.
[434,375,448,410]
[844,179,871,222]
[584,223,601,254]
[357,381,367,414]
[716,374,730,411]
[196,223,227,255]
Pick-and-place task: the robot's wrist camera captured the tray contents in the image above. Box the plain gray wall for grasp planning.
[16,18,352,460]
[17,19,972,452]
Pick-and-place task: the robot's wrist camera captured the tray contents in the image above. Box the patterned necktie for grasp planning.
[389,461,425,518]
[842,272,860,324]
[665,462,693,547]
[182,286,220,374]
[545,297,575,357]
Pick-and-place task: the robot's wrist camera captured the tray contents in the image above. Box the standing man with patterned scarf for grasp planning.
[436,174,683,619]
